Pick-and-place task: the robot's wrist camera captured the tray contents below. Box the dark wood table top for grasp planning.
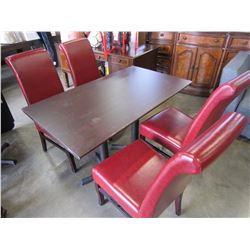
[23,66,191,160]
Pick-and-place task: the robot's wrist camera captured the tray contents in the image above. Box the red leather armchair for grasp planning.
[5,48,78,172]
[59,38,100,87]
[140,71,250,153]
[93,112,247,217]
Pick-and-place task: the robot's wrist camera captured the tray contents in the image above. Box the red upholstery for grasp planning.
[59,38,100,87]
[140,107,193,152]
[93,112,247,217]
[5,48,64,134]
[5,48,64,105]
[140,70,250,152]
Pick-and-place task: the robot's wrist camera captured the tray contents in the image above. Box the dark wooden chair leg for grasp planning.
[38,131,47,152]
[63,72,70,88]
[1,206,7,218]
[65,151,77,173]
[175,193,183,216]
[95,184,106,205]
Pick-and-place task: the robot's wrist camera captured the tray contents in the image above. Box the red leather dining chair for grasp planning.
[93,112,247,218]
[59,38,100,87]
[140,70,250,154]
[5,48,78,172]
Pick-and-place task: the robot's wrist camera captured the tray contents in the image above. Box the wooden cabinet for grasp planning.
[147,32,176,74]
[192,47,223,89]
[171,45,196,80]
[222,32,250,68]
[95,44,158,74]
[171,33,226,96]
[172,44,223,96]
[108,55,132,73]
[147,32,249,96]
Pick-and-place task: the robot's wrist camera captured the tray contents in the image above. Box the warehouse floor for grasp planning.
[1,64,249,218]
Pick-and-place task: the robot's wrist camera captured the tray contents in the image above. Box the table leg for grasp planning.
[81,141,109,186]
[99,141,109,161]
[131,120,139,142]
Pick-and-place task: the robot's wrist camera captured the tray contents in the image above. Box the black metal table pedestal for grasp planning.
[81,141,109,186]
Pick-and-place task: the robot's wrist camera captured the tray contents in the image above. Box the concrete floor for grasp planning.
[1,64,250,218]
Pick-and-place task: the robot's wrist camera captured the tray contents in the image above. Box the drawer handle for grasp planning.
[119,59,122,63]
[214,39,219,43]
[182,36,187,40]
[160,33,164,37]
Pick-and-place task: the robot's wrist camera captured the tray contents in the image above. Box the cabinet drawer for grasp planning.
[151,32,174,41]
[157,57,171,67]
[111,56,129,65]
[157,45,173,55]
[178,33,225,47]
[229,38,250,49]
[95,53,106,61]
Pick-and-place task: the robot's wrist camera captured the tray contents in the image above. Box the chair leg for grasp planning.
[1,142,10,152]
[95,184,106,205]
[65,151,77,173]
[1,206,7,218]
[38,131,47,152]
[175,193,183,216]
[63,72,70,88]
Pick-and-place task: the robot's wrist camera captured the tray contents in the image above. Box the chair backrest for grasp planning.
[182,70,250,147]
[59,38,100,87]
[139,112,247,217]
[5,48,64,105]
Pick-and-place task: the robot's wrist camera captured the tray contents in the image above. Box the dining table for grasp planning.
[22,66,191,184]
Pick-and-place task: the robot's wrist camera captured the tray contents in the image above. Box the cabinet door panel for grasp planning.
[172,45,196,80]
[192,47,222,88]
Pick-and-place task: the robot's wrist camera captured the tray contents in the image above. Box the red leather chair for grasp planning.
[93,112,247,218]
[140,71,250,153]
[5,48,77,172]
[59,38,100,87]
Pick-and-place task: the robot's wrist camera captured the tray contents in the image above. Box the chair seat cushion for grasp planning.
[92,139,167,217]
[140,107,193,153]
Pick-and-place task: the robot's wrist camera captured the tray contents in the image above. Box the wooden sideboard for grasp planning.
[147,32,250,96]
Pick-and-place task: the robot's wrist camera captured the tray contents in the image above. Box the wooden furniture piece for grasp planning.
[146,32,176,74]
[222,32,250,68]
[22,66,191,181]
[96,44,158,74]
[146,32,250,96]
[93,112,247,218]
[140,71,250,153]
[59,38,100,87]
[171,32,227,96]
[5,49,78,173]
